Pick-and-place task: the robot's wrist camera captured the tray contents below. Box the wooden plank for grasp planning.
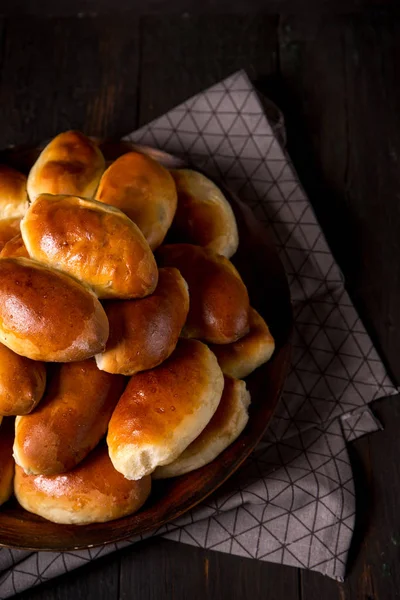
[14,552,119,600]
[119,539,209,599]
[138,14,279,125]
[0,16,140,149]
[279,14,400,599]
[0,0,397,18]
[0,18,6,66]
[206,544,300,600]
[278,14,400,383]
[119,538,300,599]
[340,14,400,383]
[276,15,350,274]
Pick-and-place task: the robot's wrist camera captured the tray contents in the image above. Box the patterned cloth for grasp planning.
[0,71,396,598]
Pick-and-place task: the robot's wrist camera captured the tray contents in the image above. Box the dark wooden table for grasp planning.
[0,9,399,600]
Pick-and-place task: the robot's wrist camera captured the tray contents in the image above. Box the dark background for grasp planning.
[0,3,399,599]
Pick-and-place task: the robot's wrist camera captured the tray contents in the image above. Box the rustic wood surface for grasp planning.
[0,1,397,18]
[0,12,398,600]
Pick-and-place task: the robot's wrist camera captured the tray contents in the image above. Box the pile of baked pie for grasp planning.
[0,131,275,525]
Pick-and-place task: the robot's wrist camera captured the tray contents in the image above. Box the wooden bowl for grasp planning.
[0,141,292,551]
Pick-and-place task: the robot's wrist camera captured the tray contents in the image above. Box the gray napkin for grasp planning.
[0,70,396,598]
